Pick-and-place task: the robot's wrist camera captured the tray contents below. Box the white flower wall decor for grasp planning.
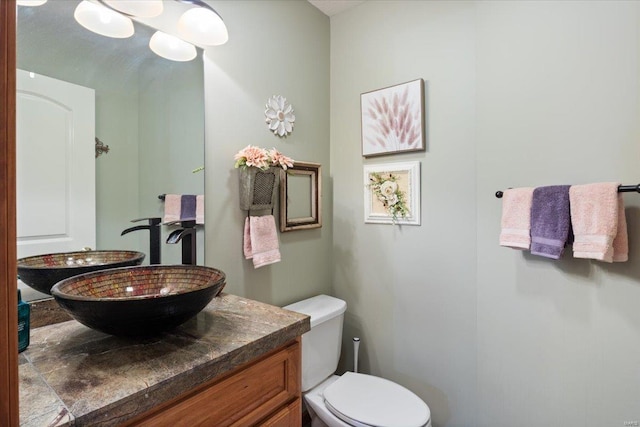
[265,95,295,137]
[364,161,421,226]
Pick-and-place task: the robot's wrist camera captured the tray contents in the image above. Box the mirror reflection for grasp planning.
[17,1,205,301]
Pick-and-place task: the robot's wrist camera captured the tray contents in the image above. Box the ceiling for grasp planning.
[308,0,365,17]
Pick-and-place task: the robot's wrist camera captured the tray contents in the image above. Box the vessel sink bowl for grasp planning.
[17,250,146,295]
[51,265,226,336]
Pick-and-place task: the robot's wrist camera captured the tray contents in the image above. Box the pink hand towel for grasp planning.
[612,193,628,262]
[163,194,181,223]
[196,195,205,225]
[499,187,534,249]
[243,217,253,259]
[569,182,626,262]
[249,215,281,268]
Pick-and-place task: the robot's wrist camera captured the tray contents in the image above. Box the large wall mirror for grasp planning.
[17,1,205,301]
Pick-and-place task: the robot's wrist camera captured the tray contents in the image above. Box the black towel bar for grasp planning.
[495,184,640,198]
[158,194,166,201]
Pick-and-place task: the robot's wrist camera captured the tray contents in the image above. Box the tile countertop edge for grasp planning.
[20,293,310,427]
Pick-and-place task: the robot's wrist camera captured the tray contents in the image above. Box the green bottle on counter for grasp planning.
[18,290,30,352]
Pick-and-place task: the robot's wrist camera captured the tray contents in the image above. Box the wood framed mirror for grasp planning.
[1,2,18,424]
[279,162,322,232]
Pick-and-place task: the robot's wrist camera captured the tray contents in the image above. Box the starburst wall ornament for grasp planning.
[265,95,295,137]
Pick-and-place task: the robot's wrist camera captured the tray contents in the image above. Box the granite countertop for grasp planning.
[19,293,310,427]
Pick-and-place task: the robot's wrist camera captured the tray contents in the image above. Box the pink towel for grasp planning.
[499,187,534,249]
[196,195,205,225]
[163,194,181,223]
[569,182,627,262]
[243,215,281,268]
[612,195,628,262]
[243,217,253,259]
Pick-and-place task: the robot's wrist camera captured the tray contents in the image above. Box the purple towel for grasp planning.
[530,185,572,259]
[180,195,197,221]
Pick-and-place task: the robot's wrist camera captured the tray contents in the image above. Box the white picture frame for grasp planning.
[364,161,421,225]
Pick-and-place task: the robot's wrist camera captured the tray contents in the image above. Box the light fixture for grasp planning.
[16,0,48,5]
[149,31,197,62]
[177,5,228,46]
[71,0,227,61]
[102,0,163,18]
[74,0,134,39]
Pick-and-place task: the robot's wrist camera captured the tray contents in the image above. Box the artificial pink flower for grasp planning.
[235,145,269,169]
[269,148,294,170]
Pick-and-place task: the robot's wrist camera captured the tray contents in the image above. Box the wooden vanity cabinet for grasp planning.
[125,338,302,427]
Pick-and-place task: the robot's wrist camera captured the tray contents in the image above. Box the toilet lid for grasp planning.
[323,372,430,427]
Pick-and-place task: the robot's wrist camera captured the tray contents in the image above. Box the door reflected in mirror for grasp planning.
[17,1,205,301]
[279,162,322,232]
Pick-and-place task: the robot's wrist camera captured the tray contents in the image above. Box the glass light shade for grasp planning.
[103,0,163,18]
[17,0,47,5]
[74,1,134,39]
[177,7,228,46]
[149,31,197,62]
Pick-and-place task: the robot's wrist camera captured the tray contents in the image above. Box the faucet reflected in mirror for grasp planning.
[121,218,162,264]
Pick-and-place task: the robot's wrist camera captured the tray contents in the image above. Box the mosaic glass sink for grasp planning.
[17,250,146,295]
[50,264,226,336]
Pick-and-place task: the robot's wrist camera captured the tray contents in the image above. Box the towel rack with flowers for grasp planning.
[495,183,640,198]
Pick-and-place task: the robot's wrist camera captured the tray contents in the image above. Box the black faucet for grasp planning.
[121,217,162,264]
[166,220,197,265]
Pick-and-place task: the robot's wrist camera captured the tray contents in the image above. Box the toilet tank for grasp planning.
[284,295,347,392]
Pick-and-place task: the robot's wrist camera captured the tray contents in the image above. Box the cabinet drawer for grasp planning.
[130,340,301,427]
[259,399,302,427]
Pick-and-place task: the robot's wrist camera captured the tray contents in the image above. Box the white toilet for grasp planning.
[285,295,432,427]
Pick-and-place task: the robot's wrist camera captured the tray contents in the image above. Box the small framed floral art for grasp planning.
[364,161,421,225]
[361,79,425,157]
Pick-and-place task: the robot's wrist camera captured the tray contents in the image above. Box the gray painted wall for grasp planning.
[331,1,640,426]
[203,0,332,306]
[476,2,640,426]
[331,2,477,426]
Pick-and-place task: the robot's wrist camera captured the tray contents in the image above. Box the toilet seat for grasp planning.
[322,372,431,427]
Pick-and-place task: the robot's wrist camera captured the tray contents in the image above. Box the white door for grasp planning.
[16,70,96,299]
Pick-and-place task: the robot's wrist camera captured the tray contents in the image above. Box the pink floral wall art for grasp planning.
[361,79,425,157]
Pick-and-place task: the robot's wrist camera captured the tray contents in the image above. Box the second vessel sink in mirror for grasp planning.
[17,250,145,295]
[51,265,226,336]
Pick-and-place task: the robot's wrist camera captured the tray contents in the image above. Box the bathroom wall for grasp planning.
[475,2,640,426]
[203,0,332,305]
[330,2,477,426]
[331,1,640,427]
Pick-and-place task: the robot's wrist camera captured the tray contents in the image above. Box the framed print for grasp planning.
[361,79,425,157]
[364,161,421,225]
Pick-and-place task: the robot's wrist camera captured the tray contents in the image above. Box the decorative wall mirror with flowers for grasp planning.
[279,162,322,232]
